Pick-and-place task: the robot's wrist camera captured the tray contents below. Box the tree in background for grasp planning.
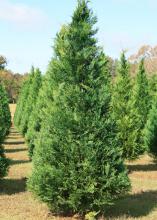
[14,67,42,135]
[132,59,150,154]
[148,74,157,103]
[0,83,11,178]
[14,74,32,129]
[28,0,130,215]
[0,54,28,103]
[144,98,157,158]
[0,55,7,70]
[112,52,140,160]
[20,68,42,135]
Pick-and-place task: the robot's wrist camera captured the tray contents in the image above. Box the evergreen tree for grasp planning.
[148,74,157,104]
[0,83,10,178]
[20,68,42,135]
[14,76,32,129]
[112,53,139,160]
[145,100,157,157]
[132,59,150,154]
[145,75,157,156]
[28,1,130,214]
[0,84,11,142]
[26,25,70,159]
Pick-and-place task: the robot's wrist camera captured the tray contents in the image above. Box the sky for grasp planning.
[0,0,156,74]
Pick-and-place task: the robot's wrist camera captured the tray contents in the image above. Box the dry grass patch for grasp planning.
[1,105,157,219]
[105,155,157,220]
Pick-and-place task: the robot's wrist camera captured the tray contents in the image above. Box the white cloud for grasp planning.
[0,0,46,26]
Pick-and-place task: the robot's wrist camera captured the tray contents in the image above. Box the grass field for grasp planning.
[0,104,157,220]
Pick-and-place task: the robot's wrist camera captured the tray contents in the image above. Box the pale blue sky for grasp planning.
[0,0,156,73]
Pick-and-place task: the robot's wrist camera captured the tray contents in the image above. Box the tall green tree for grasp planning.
[132,59,150,154]
[28,0,130,215]
[112,53,139,160]
[14,75,32,129]
[144,100,157,157]
[20,68,42,135]
[26,25,69,159]
[0,83,10,178]
[145,75,157,157]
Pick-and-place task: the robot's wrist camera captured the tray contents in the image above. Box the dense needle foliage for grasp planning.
[0,83,11,178]
[28,0,130,215]
[14,68,42,135]
[112,53,137,160]
[132,59,150,155]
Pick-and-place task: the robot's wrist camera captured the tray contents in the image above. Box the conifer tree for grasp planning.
[20,68,42,135]
[145,100,157,157]
[26,76,46,158]
[14,76,32,129]
[145,75,157,156]
[26,25,71,159]
[28,1,130,214]
[132,59,150,154]
[0,84,11,141]
[0,83,10,178]
[148,74,157,104]
[112,53,139,160]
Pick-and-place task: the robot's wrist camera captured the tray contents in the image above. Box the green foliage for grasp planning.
[112,53,139,160]
[145,100,157,157]
[14,77,32,129]
[25,75,47,158]
[0,83,11,141]
[132,59,150,154]
[145,74,157,157]
[20,68,42,135]
[112,57,150,160]
[14,67,42,135]
[28,0,130,215]
[0,83,10,178]
[148,74,157,103]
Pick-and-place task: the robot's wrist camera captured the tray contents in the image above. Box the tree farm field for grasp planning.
[0,104,156,220]
[1,1,157,219]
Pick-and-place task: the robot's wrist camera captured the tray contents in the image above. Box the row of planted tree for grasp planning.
[13,0,157,217]
[0,83,11,178]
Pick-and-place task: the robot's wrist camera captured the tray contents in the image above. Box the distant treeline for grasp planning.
[0,55,28,103]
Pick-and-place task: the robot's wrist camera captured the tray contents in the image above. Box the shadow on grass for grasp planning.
[127,164,157,172]
[9,131,19,134]
[6,136,23,139]
[5,148,27,153]
[0,178,27,195]
[105,190,157,219]
[4,141,25,145]
[10,159,30,165]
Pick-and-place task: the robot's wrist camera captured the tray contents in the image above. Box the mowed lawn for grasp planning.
[0,104,156,220]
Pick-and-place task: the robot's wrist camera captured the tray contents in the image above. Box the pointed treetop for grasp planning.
[72,0,97,27]
[118,52,129,77]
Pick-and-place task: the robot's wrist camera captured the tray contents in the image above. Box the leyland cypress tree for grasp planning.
[133,59,150,125]
[145,75,157,155]
[145,100,157,157]
[0,84,11,141]
[20,68,42,135]
[0,83,10,178]
[132,59,150,154]
[26,25,71,159]
[112,53,140,160]
[28,1,130,214]
[14,76,32,129]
